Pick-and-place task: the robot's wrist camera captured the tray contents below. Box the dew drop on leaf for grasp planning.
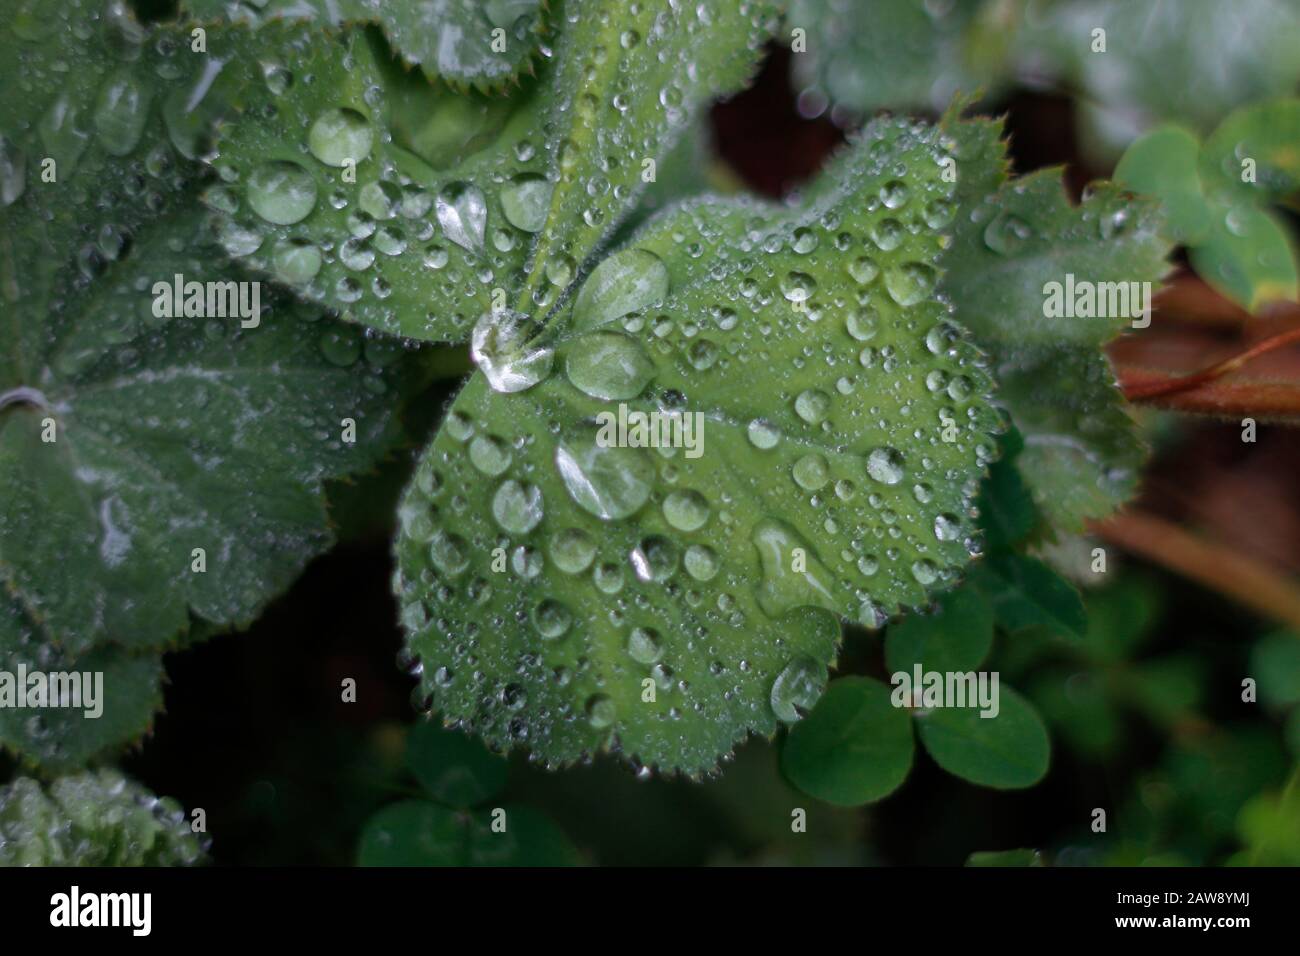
[308,107,373,167]
[246,160,317,225]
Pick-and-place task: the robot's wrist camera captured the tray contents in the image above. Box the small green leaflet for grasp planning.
[781,677,914,806]
[395,117,1003,775]
[0,769,206,866]
[1117,101,1300,312]
[915,685,1050,789]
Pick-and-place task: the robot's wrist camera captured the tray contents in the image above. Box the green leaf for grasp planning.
[781,677,914,806]
[205,0,779,342]
[395,118,1004,774]
[916,685,1050,789]
[182,0,549,92]
[977,441,1039,550]
[994,346,1145,533]
[788,0,1014,116]
[971,553,1087,639]
[1249,631,1300,709]
[1114,124,1213,245]
[0,769,206,866]
[357,800,580,866]
[0,595,163,770]
[1201,98,1300,202]
[885,585,994,675]
[406,720,508,808]
[0,2,425,737]
[938,107,1168,534]
[1188,199,1299,311]
[966,848,1044,866]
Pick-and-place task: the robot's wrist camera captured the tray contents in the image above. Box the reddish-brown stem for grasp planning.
[1121,327,1300,400]
[1093,511,1300,633]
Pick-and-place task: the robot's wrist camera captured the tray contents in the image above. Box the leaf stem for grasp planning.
[1121,327,1300,400]
[1092,511,1300,633]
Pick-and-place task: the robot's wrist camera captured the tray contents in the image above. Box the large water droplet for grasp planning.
[309,107,373,167]
[627,627,663,664]
[271,239,322,284]
[983,211,1032,255]
[468,434,512,476]
[93,71,151,156]
[883,261,936,306]
[572,248,669,328]
[564,331,654,400]
[500,172,552,233]
[471,309,554,393]
[770,655,827,723]
[752,518,837,617]
[436,181,487,251]
[491,479,544,534]
[662,489,709,531]
[794,389,830,425]
[0,135,26,206]
[555,432,654,520]
[866,446,905,485]
[247,160,317,225]
[549,528,596,574]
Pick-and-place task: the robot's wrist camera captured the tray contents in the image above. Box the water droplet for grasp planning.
[93,70,151,156]
[549,528,596,574]
[848,256,879,285]
[271,239,321,284]
[0,135,26,206]
[752,519,837,617]
[572,248,669,328]
[880,179,909,209]
[627,627,663,664]
[746,419,781,450]
[471,309,554,393]
[883,262,936,306]
[308,107,373,167]
[630,535,678,582]
[847,306,878,341]
[564,331,654,400]
[770,655,826,723]
[531,599,571,639]
[491,480,544,534]
[436,181,487,251]
[792,454,830,490]
[780,271,816,303]
[871,218,903,250]
[683,544,719,581]
[586,694,616,729]
[555,432,654,520]
[934,513,960,541]
[794,389,830,425]
[792,227,819,254]
[983,211,1033,254]
[429,530,470,577]
[247,160,317,225]
[500,173,552,233]
[866,446,905,485]
[468,434,512,476]
[662,489,709,531]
